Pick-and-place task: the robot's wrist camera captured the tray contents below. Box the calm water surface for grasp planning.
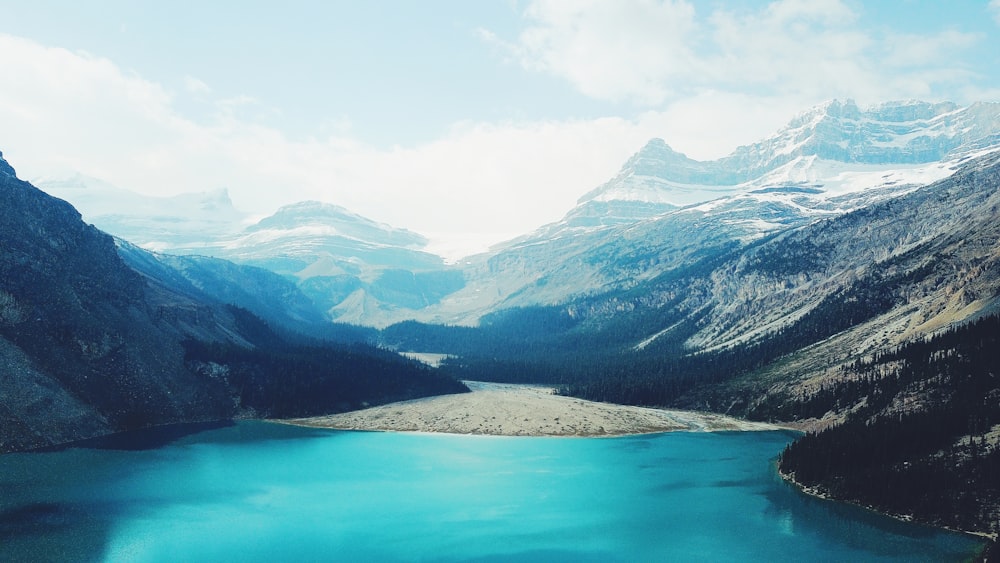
[0,422,984,562]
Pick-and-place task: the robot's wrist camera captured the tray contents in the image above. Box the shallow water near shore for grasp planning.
[0,421,984,561]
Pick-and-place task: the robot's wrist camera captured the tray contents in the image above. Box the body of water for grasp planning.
[0,422,984,561]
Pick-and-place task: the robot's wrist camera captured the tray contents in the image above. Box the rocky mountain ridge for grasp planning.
[577,100,997,208]
[579,149,1000,366]
[2,156,233,450]
[30,100,1000,330]
[396,100,1000,327]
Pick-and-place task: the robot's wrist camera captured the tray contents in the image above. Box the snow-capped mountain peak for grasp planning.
[248,200,428,249]
[568,100,1000,219]
[728,99,995,173]
[577,138,736,208]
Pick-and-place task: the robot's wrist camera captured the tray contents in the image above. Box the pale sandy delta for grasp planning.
[285,381,783,437]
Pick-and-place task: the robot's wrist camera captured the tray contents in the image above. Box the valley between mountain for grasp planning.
[285,381,782,436]
[4,99,1000,551]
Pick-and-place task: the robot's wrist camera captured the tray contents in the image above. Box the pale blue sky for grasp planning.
[1,1,999,256]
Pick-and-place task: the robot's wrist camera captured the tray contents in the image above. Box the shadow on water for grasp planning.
[433,549,624,563]
[38,420,236,451]
[763,466,984,560]
[0,421,339,562]
[0,501,112,562]
[38,419,337,452]
[0,502,74,536]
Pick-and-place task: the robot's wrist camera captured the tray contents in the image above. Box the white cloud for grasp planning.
[6,0,988,262]
[702,2,874,106]
[183,75,212,95]
[0,33,673,256]
[508,0,699,104]
[499,0,985,108]
[0,32,843,261]
[760,0,856,26]
[880,29,980,78]
[0,35,181,177]
[637,92,806,159]
[991,0,1000,25]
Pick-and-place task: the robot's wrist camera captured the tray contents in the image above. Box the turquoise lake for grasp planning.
[0,422,984,562]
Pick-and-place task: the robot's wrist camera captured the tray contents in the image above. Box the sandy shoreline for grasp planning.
[284,381,783,437]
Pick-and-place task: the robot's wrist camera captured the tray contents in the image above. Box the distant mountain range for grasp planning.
[35,174,248,251]
[0,152,464,452]
[39,180,460,326]
[15,97,1000,429]
[39,99,1000,328]
[407,99,999,325]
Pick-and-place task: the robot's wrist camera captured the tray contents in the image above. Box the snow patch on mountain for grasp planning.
[247,201,428,250]
[747,157,956,196]
[576,100,1000,217]
[403,100,1000,329]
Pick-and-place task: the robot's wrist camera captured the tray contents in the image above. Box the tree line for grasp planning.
[183,306,468,419]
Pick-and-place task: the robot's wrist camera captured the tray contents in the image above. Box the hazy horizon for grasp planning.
[2,1,999,257]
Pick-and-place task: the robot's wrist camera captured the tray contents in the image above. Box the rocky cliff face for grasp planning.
[597,149,1000,355]
[0,154,238,451]
[0,151,15,178]
[718,151,1000,413]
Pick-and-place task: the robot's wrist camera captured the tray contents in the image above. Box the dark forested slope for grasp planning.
[0,151,465,452]
[778,315,1000,536]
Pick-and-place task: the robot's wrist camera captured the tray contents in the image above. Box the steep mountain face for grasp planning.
[576,100,995,209]
[568,139,739,226]
[717,100,976,175]
[0,152,14,177]
[114,240,340,337]
[410,150,1000,371]
[401,100,999,327]
[570,150,1000,364]
[1,155,233,451]
[0,153,464,452]
[28,99,1000,331]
